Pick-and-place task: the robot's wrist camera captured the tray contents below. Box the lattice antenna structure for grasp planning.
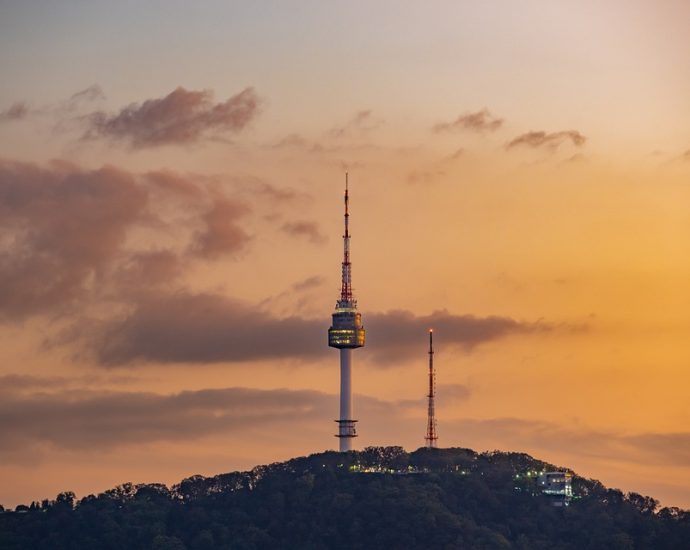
[425,329,438,448]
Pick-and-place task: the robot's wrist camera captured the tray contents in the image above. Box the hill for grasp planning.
[0,446,688,549]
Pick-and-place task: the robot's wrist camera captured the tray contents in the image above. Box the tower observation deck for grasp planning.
[328,173,365,451]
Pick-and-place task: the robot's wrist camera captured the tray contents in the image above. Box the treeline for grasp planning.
[1,447,688,549]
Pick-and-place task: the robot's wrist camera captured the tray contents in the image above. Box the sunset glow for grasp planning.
[1,1,689,510]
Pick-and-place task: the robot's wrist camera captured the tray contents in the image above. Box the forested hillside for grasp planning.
[1,447,687,549]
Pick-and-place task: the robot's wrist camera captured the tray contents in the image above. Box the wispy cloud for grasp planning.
[0,102,29,122]
[433,109,503,134]
[507,130,586,151]
[281,220,326,244]
[83,87,261,147]
[329,110,382,138]
[69,84,105,103]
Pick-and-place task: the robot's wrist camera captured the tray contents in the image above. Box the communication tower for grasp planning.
[425,329,438,448]
[328,173,365,452]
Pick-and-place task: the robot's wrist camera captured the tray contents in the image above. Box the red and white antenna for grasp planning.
[425,329,438,448]
[339,172,354,305]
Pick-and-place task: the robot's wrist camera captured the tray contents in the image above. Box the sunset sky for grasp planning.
[1,0,689,510]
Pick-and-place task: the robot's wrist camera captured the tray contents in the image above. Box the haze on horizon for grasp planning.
[1,0,689,510]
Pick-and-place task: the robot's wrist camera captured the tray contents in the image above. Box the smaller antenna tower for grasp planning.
[425,329,438,448]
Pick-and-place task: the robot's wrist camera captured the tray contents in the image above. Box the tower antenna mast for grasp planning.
[425,329,438,448]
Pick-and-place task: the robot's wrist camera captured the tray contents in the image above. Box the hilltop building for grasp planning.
[538,471,573,506]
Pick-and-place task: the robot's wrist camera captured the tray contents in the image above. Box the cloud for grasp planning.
[407,169,446,185]
[432,108,503,133]
[445,148,465,161]
[0,159,148,319]
[0,374,138,393]
[0,386,335,453]
[366,309,546,363]
[291,276,325,292]
[115,250,183,289]
[0,102,29,122]
[272,133,310,149]
[189,197,251,259]
[69,84,106,103]
[449,417,690,469]
[0,160,283,319]
[281,220,326,244]
[329,110,382,138]
[395,383,471,409]
[2,380,685,477]
[83,87,260,147]
[0,381,466,456]
[92,292,324,365]
[1,86,105,126]
[86,291,548,366]
[506,130,586,151]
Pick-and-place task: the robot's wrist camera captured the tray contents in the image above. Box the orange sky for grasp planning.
[1,1,689,510]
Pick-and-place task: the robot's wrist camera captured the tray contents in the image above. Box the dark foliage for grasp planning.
[1,447,688,549]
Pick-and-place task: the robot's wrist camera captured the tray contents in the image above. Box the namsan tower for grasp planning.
[425,329,438,448]
[328,173,365,452]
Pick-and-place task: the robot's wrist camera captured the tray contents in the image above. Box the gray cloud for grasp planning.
[0,386,334,453]
[1,382,686,478]
[0,159,148,319]
[0,160,294,320]
[189,197,251,259]
[281,220,326,244]
[449,417,690,469]
[432,109,503,133]
[115,250,183,289]
[0,102,29,122]
[84,87,260,147]
[0,381,466,458]
[0,374,138,393]
[366,309,545,363]
[88,292,548,366]
[93,292,324,365]
[507,130,586,151]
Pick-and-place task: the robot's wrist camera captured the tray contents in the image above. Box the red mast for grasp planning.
[425,329,438,448]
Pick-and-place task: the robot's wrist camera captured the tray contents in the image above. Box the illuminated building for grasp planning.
[538,472,573,506]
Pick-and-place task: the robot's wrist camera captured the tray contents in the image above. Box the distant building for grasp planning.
[538,472,573,506]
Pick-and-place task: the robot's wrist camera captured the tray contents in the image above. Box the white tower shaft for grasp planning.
[338,349,354,451]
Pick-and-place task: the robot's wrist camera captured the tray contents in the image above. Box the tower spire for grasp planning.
[425,329,438,448]
[340,172,353,305]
